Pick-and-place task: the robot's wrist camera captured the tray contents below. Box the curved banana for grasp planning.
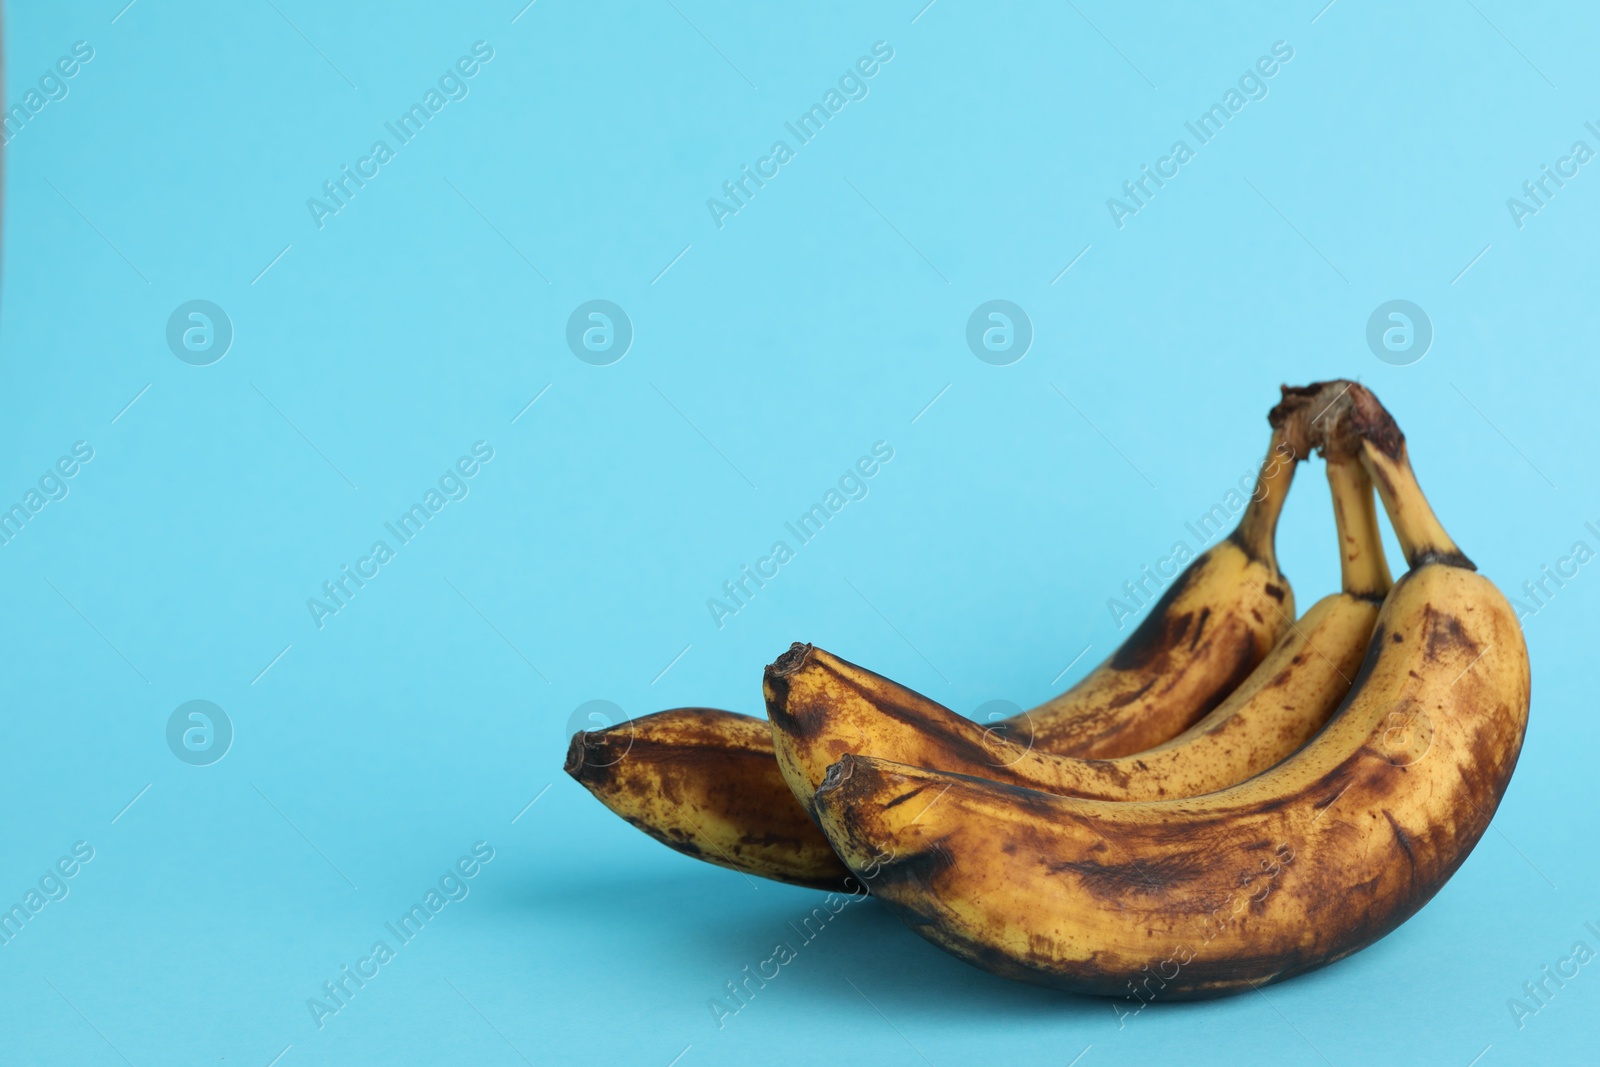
[996,425,1299,757]
[811,382,1531,998]
[564,708,850,889]
[570,426,1301,887]
[767,451,1385,813]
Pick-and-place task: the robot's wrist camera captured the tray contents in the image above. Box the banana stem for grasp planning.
[1232,426,1298,569]
[1359,439,1472,570]
[1271,379,1469,572]
[1325,454,1392,599]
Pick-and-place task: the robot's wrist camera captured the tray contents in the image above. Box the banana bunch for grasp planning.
[566,380,1530,997]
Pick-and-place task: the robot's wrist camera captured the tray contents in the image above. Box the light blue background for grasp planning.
[2,1,1595,1064]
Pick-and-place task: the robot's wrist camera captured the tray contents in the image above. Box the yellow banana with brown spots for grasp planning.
[565,708,850,889]
[810,382,1530,998]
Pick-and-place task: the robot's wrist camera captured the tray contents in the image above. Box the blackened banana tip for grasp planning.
[563,732,589,779]
[768,642,814,678]
[818,755,855,796]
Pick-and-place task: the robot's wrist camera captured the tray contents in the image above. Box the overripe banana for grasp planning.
[564,708,850,889]
[767,450,1387,813]
[993,425,1300,757]
[569,426,1303,886]
[810,381,1530,998]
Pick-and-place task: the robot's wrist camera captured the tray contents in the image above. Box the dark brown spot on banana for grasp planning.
[1423,609,1478,663]
[1109,563,1206,671]
[1189,607,1211,650]
[1105,677,1157,710]
[1382,809,1417,885]
[1048,848,1210,899]
[884,786,928,809]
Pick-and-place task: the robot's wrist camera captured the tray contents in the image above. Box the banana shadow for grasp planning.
[514,862,1176,1025]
